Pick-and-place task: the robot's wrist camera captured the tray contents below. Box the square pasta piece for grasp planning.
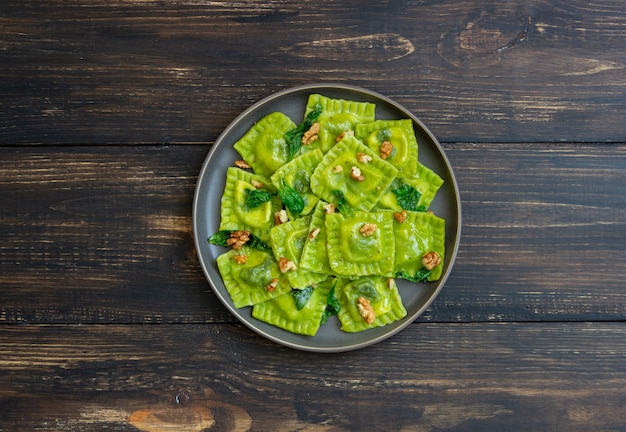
[270,149,323,217]
[301,94,376,154]
[233,112,296,177]
[355,119,418,178]
[219,167,282,243]
[269,216,328,289]
[299,201,334,275]
[393,210,445,281]
[325,210,395,277]
[216,247,291,308]
[252,278,333,336]
[336,276,407,332]
[376,162,444,212]
[310,135,398,212]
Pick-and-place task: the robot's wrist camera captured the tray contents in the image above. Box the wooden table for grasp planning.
[2,1,625,430]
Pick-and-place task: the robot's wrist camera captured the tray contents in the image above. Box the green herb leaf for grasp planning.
[284,103,323,160]
[292,286,314,311]
[207,231,230,247]
[321,284,341,324]
[279,180,305,215]
[377,128,392,142]
[395,268,432,283]
[332,190,352,215]
[208,230,271,252]
[247,189,273,209]
[392,183,422,211]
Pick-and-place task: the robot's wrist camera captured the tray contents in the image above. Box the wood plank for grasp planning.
[1,143,625,324]
[1,322,626,431]
[1,0,626,144]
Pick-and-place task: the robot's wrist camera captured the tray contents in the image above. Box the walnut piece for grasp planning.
[387,278,395,290]
[393,210,408,223]
[279,257,297,273]
[357,296,376,325]
[332,165,343,174]
[301,122,320,145]
[357,152,373,164]
[250,179,264,189]
[335,130,354,142]
[274,209,288,225]
[234,159,251,169]
[421,251,441,270]
[323,203,336,214]
[359,223,377,237]
[226,230,250,250]
[309,227,321,240]
[380,141,393,160]
[266,278,279,292]
[350,166,365,181]
[234,254,248,265]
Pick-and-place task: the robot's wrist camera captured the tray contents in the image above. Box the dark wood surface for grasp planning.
[2,1,626,430]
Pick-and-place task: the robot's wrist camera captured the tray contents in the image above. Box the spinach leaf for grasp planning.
[332,190,352,215]
[321,284,341,324]
[395,268,431,283]
[292,286,314,311]
[284,103,323,160]
[279,180,305,215]
[246,189,273,209]
[392,183,422,212]
[208,230,271,252]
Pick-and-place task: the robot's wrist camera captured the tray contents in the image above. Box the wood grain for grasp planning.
[1,0,626,144]
[1,322,626,431]
[1,143,624,324]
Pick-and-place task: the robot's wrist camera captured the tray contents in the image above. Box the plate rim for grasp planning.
[193,83,462,353]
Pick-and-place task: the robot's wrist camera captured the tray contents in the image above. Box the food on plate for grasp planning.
[208,94,445,336]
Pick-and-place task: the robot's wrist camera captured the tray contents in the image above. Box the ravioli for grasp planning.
[336,276,407,332]
[301,94,376,154]
[269,216,327,288]
[219,167,282,243]
[325,210,395,277]
[217,247,291,308]
[233,112,296,177]
[393,211,445,281]
[376,162,444,212]
[252,278,333,336]
[355,119,418,178]
[310,135,398,211]
[299,201,334,275]
[270,149,323,217]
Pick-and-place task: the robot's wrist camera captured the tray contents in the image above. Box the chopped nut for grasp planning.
[323,203,336,214]
[335,130,354,142]
[279,257,297,273]
[387,278,395,290]
[266,278,279,292]
[350,166,364,181]
[359,223,377,237]
[421,251,441,270]
[250,179,264,189]
[332,165,344,174]
[274,209,288,225]
[357,152,373,164]
[235,159,251,169]
[226,230,250,250]
[357,296,376,325]
[234,254,248,265]
[309,227,321,240]
[380,141,393,160]
[393,210,408,223]
[301,122,320,145]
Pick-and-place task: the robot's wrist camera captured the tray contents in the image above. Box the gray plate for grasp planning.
[193,84,461,352]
